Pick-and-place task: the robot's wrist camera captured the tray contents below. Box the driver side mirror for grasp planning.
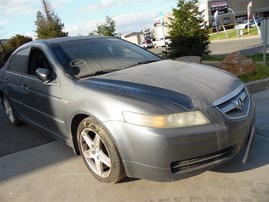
[35,68,51,83]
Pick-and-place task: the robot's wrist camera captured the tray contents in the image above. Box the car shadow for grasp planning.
[120,177,140,183]
[0,106,55,157]
[0,104,75,183]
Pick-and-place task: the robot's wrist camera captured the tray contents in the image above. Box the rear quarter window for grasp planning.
[9,47,31,74]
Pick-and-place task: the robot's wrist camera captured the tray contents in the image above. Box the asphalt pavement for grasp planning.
[209,35,266,57]
[150,35,269,57]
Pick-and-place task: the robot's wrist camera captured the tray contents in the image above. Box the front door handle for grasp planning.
[21,84,29,90]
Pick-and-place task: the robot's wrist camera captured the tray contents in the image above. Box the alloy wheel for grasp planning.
[80,128,111,178]
[2,96,15,123]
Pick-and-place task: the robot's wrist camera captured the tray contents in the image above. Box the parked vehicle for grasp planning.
[235,20,253,29]
[250,18,263,28]
[0,36,255,183]
[140,39,153,49]
[153,38,171,48]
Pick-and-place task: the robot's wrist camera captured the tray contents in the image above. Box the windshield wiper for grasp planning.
[93,70,114,75]
[136,60,160,65]
[80,69,119,78]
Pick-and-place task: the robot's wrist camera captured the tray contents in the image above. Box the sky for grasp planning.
[0,0,181,39]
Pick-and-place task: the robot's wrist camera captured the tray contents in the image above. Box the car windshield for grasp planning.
[50,38,160,78]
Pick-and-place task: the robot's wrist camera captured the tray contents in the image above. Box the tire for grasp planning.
[1,94,23,126]
[77,117,125,183]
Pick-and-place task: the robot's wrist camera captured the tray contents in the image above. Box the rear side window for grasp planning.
[9,47,31,74]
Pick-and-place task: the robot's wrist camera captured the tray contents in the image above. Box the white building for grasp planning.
[153,13,172,40]
[121,32,144,45]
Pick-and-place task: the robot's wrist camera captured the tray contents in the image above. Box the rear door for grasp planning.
[4,47,31,116]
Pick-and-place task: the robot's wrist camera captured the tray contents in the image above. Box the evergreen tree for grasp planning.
[102,16,116,36]
[35,0,68,39]
[95,24,105,36]
[94,16,116,36]
[167,0,210,58]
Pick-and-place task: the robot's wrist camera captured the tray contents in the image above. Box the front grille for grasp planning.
[213,84,250,119]
[171,147,235,174]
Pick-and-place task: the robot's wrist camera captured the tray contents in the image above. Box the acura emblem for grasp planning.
[236,98,244,109]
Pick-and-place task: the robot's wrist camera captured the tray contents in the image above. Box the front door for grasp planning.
[21,47,67,139]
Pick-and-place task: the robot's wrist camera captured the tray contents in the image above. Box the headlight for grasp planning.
[122,111,211,128]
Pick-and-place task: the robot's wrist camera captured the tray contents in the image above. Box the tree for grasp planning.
[94,24,105,36]
[5,34,32,51]
[35,0,68,39]
[166,0,210,58]
[102,16,116,36]
[0,34,32,67]
[93,16,116,36]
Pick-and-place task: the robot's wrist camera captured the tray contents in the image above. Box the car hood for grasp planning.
[88,60,242,109]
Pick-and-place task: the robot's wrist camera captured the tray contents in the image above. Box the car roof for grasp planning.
[8,36,119,61]
[25,36,116,47]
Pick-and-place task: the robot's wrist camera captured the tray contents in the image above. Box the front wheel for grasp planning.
[1,94,22,126]
[77,117,125,183]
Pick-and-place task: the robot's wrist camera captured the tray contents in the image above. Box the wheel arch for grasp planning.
[70,113,121,156]
[0,92,4,106]
[71,113,89,155]
[0,91,3,100]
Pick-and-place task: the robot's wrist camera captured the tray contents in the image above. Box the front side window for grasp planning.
[28,48,52,76]
[50,38,160,78]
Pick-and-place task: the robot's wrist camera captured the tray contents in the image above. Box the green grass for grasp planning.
[209,27,259,41]
[247,53,269,62]
[238,64,269,82]
[201,55,223,61]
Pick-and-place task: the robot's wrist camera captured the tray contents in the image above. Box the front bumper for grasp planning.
[104,98,255,182]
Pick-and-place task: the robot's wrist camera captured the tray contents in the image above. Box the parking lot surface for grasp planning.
[0,89,268,202]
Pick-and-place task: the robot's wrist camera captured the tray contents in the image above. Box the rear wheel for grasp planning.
[77,117,125,183]
[1,94,22,126]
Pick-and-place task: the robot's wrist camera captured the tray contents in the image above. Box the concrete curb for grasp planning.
[246,77,269,93]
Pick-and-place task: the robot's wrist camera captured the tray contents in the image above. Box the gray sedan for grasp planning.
[0,36,255,183]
